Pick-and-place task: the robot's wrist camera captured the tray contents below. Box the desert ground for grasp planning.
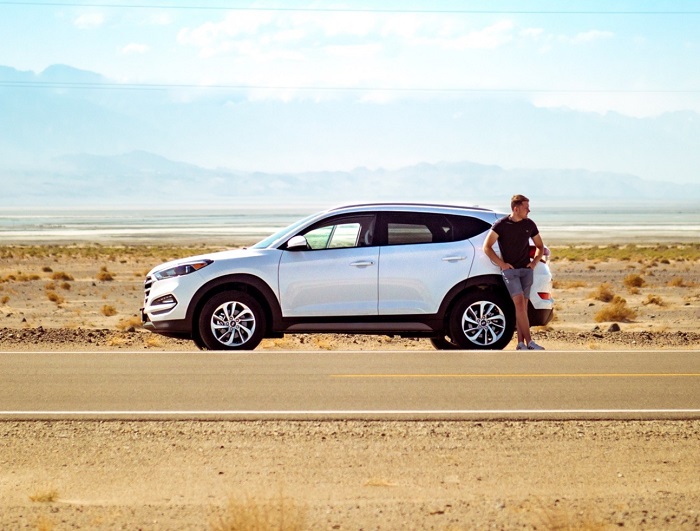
[1,242,699,529]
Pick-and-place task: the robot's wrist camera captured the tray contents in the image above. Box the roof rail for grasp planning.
[327,202,492,212]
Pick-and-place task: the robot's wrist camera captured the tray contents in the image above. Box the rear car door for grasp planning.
[377,212,489,315]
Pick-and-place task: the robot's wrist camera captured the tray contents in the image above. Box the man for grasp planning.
[483,194,545,351]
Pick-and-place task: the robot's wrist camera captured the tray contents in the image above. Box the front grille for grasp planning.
[144,275,154,306]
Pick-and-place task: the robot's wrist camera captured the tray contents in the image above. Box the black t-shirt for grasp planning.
[491,216,539,269]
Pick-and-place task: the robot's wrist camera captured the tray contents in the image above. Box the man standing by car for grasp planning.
[483,194,546,351]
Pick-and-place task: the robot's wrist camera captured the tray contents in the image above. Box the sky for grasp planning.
[1,0,699,184]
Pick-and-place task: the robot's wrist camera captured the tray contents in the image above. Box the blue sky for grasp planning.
[1,0,698,116]
[1,1,699,183]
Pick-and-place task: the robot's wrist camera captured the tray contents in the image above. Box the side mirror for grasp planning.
[286,235,309,251]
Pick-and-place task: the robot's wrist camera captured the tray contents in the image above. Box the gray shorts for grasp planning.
[502,268,534,299]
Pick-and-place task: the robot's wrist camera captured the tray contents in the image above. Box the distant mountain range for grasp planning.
[2,150,698,207]
[2,63,699,207]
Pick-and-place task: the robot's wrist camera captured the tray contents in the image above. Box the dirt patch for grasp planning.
[1,420,699,529]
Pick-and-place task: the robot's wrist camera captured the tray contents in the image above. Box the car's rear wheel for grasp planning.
[448,290,515,350]
[198,291,266,351]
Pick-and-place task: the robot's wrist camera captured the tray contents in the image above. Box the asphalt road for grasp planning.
[1,350,699,420]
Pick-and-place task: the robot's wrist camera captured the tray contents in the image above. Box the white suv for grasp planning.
[142,203,553,350]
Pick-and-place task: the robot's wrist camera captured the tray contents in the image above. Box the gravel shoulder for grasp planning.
[2,420,699,530]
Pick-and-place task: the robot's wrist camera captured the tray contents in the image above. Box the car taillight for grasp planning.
[538,292,552,300]
[529,245,550,262]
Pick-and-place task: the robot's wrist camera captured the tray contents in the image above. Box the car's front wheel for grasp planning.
[429,335,459,350]
[448,290,515,350]
[198,291,266,350]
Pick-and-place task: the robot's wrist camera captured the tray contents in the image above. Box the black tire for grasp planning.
[198,291,266,351]
[430,335,460,350]
[448,290,515,350]
[192,333,207,351]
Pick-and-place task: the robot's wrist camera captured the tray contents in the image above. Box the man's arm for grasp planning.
[483,230,512,270]
[528,233,545,269]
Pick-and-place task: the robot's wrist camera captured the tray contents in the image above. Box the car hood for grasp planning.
[147,247,266,277]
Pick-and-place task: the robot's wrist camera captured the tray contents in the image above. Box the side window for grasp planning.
[328,223,362,248]
[300,215,375,250]
[384,213,453,246]
[447,215,492,241]
[387,223,433,245]
[304,225,334,249]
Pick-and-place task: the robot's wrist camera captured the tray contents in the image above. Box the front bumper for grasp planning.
[141,308,192,339]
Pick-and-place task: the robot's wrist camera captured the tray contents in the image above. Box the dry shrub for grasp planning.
[643,294,666,306]
[590,283,615,302]
[146,336,163,347]
[42,266,53,273]
[1,295,9,305]
[51,271,74,281]
[4,272,40,282]
[60,282,71,290]
[534,501,607,531]
[107,336,129,347]
[594,295,637,323]
[211,494,307,531]
[97,266,114,281]
[623,273,645,289]
[35,516,55,531]
[29,487,59,503]
[46,291,64,305]
[668,277,693,288]
[553,280,586,289]
[117,316,143,330]
[101,304,118,317]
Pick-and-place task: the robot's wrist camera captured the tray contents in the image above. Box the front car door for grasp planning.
[278,214,379,317]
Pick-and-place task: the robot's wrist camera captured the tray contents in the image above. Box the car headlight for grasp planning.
[153,259,213,281]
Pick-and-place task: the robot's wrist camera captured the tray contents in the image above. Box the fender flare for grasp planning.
[437,274,512,322]
[186,274,283,334]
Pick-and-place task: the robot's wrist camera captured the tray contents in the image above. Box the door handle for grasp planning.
[442,256,467,262]
[350,261,375,267]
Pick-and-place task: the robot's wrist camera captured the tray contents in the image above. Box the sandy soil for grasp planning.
[1,420,699,530]
[1,246,699,529]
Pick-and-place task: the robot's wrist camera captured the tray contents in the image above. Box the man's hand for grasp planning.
[528,233,545,269]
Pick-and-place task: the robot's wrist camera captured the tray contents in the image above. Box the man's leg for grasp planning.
[512,293,531,345]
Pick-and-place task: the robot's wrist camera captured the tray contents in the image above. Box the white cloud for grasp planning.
[521,28,544,39]
[145,12,174,26]
[572,30,614,43]
[121,43,150,55]
[74,13,105,29]
[448,20,515,49]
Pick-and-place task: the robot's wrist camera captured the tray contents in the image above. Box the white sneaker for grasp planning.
[527,340,545,350]
[516,342,528,350]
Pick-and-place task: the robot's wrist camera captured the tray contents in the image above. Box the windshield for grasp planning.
[250,212,319,249]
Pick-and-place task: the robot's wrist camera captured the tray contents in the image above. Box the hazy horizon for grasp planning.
[1,0,699,201]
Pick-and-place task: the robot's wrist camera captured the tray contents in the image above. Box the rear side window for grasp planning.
[384,212,452,246]
[447,214,492,241]
[387,222,434,245]
[382,212,491,246]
